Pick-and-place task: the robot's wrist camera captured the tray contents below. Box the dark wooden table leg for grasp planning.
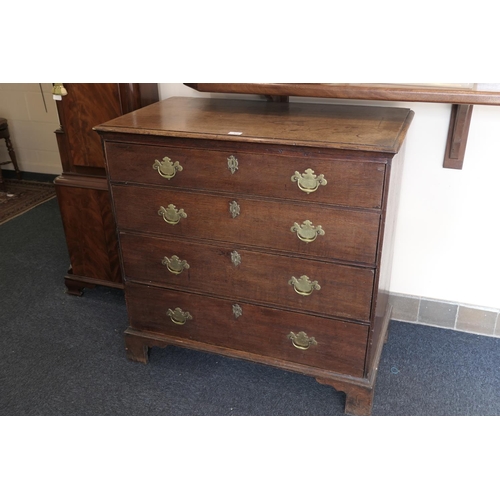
[316,378,374,416]
[341,385,374,416]
[125,333,150,364]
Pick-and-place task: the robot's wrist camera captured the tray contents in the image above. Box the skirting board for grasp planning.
[389,293,500,338]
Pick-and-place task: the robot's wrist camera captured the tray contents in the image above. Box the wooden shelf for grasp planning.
[184,83,500,106]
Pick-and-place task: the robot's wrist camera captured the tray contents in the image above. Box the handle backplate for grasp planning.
[153,157,183,180]
[287,331,318,350]
[162,255,190,275]
[291,220,325,243]
[291,168,327,194]
[167,307,192,325]
[289,275,321,296]
[158,204,187,225]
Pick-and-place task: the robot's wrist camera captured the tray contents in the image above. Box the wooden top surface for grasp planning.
[95,97,414,154]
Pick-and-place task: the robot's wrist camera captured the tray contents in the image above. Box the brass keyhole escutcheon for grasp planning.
[227,155,239,174]
[291,169,327,194]
[288,275,321,296]
[162,255,190,275]
[287,331,317,350]
[291,220,325,243]
[231,250,241,266]
[229,201,240,218]
[153,157,183,179]
[232,304,243,319]
[158,204,187,225]
[167,307,192,325]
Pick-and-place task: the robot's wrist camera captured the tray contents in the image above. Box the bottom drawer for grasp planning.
[126,282,368,378]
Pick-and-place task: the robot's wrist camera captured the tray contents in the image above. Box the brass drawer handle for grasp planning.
[227,155,238,174]
[153,157,183,179]
[291,169,327,194]
[167,307,192,325]
[289,275,321,296]
[162,255,190,275]
[287,331,317,350]
[158,204,187,225]
[291,220,325,243]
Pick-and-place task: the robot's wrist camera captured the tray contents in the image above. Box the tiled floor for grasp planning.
[390,293,500,337]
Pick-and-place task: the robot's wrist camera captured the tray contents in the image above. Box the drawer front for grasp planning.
[120,233,375,321]
[105,142,385,209]
[112,185,381,264]
[126,282,368,377]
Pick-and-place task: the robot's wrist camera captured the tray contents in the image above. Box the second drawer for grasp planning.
[120,232,375,322]
[112,185,381,264]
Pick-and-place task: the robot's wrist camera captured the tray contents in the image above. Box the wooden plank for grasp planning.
[184,83,500,106]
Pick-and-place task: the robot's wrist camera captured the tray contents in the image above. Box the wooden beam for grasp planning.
[184,83,500,106]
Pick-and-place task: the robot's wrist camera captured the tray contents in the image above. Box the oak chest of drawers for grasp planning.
[95,97,413,415]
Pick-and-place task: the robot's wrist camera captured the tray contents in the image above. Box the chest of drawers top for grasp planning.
[95,96,413,154]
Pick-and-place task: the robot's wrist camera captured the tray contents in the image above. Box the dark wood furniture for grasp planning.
[0,117,22,190]
[54,83,159,295]
[95,96,414,415]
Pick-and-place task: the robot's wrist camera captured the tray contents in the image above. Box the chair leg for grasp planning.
[4,135,21,180]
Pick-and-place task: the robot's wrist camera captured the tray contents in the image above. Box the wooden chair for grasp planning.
[0,117,22,190]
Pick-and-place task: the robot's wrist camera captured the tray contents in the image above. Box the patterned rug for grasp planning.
[0,179,56,225]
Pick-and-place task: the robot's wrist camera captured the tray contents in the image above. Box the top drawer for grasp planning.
[105,142,386,209]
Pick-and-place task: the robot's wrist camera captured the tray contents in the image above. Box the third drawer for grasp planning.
[120,232,375,322]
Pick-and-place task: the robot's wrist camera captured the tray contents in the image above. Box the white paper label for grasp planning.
[228,131,242,135]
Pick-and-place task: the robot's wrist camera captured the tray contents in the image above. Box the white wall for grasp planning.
[159,84,500,310]
[391,103,500,311]
[0,83,62,175]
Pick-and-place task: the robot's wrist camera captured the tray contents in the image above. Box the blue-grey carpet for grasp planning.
[1,198,499,416]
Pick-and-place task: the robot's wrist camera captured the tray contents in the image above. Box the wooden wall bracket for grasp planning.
[443,104,474,169]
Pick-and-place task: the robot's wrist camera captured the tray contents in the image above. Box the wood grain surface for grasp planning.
[95,97,414,153]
